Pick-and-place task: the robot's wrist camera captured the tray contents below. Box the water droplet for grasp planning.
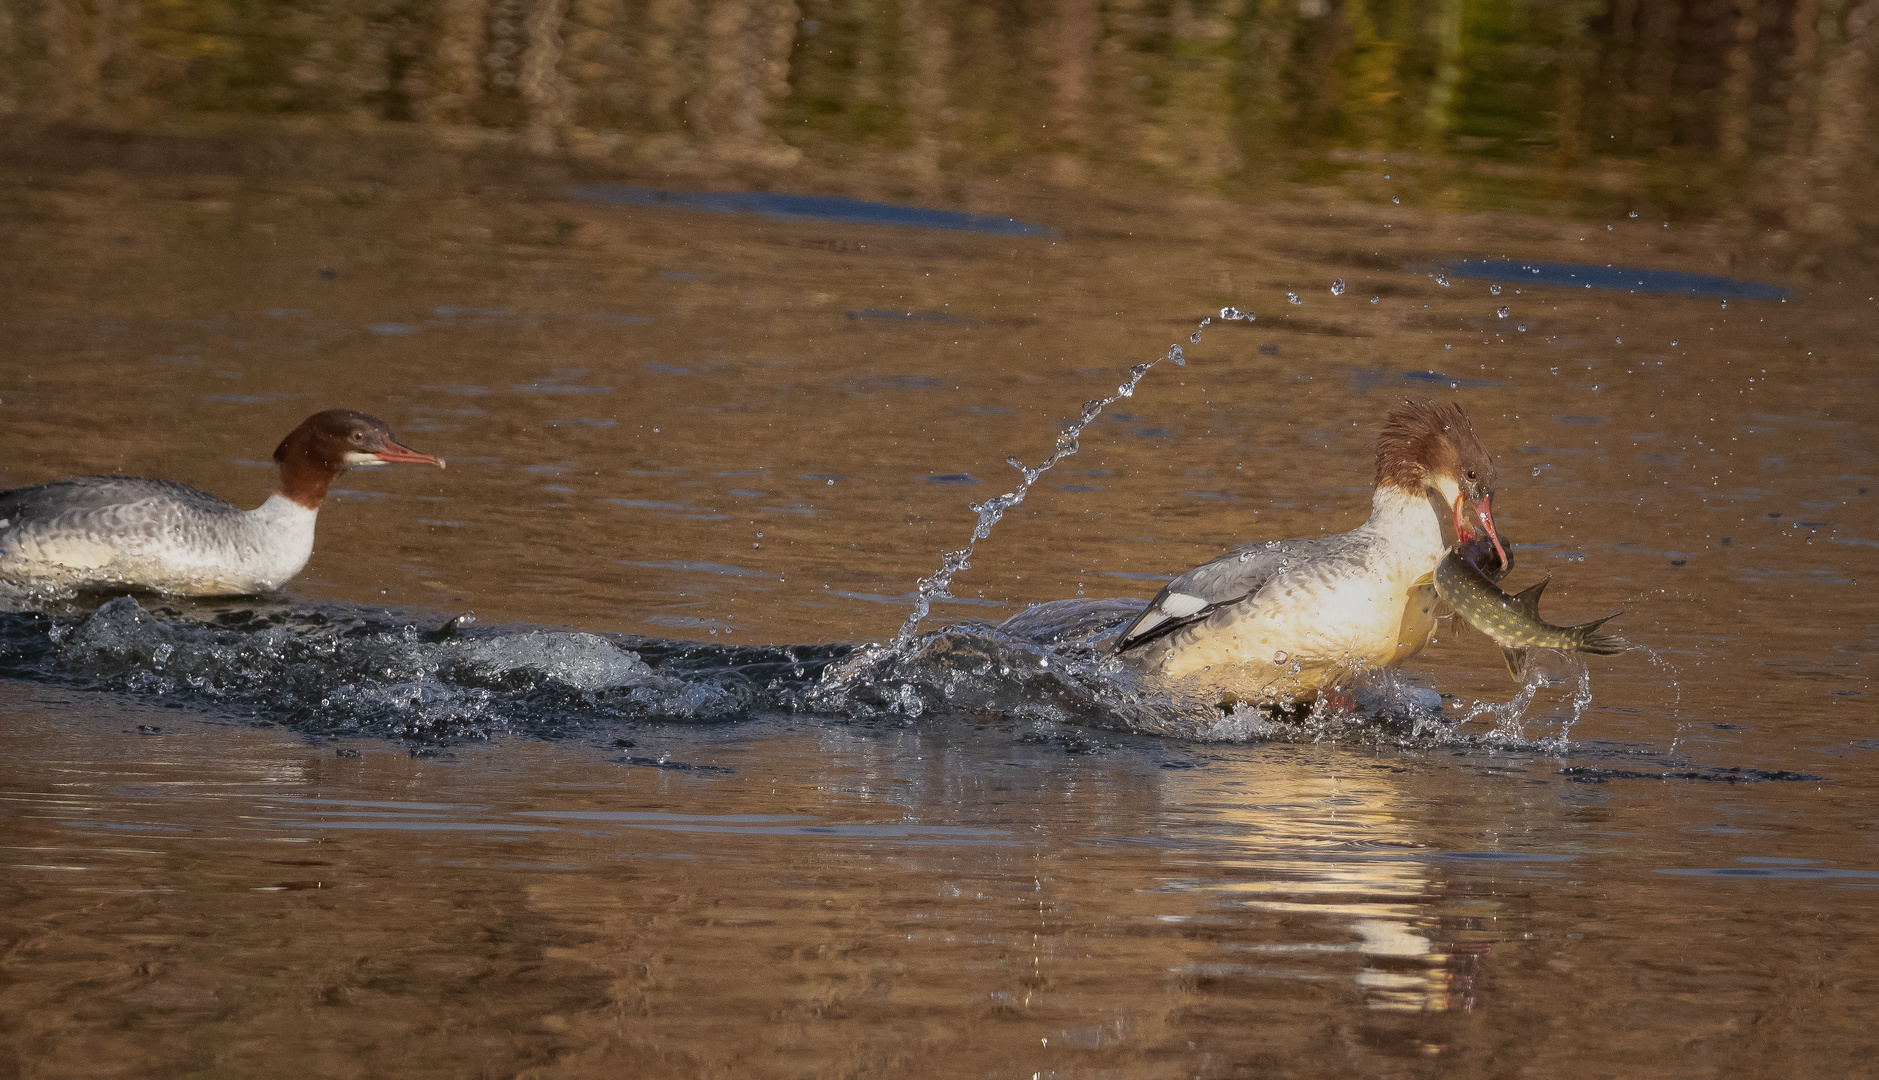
[1489,284,1502,296]
[1720,300,1728,308]
[1170,344,1185,365]
[1615,337,1622,344]
[1220,306,1245,320]
[1437,275,1450,287]
[1190,331,1202,344]
[1670,339,1678,346]
[1628,210,1639,218]
[1392,196,1401,204]
[1369,295,1380,304]
[1497,306,1510,318]
[1272,650,1288,663]
[1331,279,1346,296]
[1285,292,1302,306]
[1516,323,1528,332]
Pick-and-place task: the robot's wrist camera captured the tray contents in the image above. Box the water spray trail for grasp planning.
[892,308,1252,647]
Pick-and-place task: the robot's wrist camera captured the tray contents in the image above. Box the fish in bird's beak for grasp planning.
[1473,493,1506,568]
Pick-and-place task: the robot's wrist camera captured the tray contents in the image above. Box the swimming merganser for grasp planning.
[1114,401,1503,704]
[0,409,443,596]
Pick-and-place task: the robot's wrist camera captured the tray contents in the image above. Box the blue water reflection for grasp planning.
[568,185,1058,237]
[1447,259,1789,299]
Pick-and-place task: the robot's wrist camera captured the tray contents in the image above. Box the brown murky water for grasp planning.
[2,113,1877,1076]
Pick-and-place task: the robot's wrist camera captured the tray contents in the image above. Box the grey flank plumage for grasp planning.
[0,477,301,594]
[0,477,245,545]
[1432,549,1627,680]
[0,478,246,533]
[1115,535,1354,653]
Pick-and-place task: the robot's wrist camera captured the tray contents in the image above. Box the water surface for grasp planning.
[1,29,1877,1073]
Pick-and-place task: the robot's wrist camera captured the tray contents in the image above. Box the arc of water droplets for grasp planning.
[892,309,1249,647]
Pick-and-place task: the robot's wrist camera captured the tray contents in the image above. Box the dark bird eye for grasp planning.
[350,430,365,443]
[1466,470,1477,480]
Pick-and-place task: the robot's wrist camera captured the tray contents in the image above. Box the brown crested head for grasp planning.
[1375,400,1493,499]
[1375,399,1504,560]
[272,409,444,509]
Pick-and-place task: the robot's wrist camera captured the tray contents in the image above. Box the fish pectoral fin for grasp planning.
[1511,576,1550,618]
[1500,646,1529,681]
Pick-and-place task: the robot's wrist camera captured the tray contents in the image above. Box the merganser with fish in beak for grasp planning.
[1113,401,1503,704]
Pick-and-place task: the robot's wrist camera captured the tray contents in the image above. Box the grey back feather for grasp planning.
[1116,536,1351,652]
[0,478,244,550]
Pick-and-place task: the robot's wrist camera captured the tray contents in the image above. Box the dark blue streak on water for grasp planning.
[1558,766,1824,783]
[1446,259,1790,300]
[1656,865,1879,881]
[1350,369,1503,394]
[567,185,1058,237]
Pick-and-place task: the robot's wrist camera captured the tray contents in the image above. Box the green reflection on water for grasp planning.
[0,0,1873,241]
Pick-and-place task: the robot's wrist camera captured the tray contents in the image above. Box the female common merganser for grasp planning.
[1114,401,1504,705]
[0,409,443,596]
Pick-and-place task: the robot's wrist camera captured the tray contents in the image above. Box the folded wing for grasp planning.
[1114,542,1295,653]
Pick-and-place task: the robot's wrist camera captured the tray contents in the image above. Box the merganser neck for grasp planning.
[276,451,335,511]
[1358,483,1448,564]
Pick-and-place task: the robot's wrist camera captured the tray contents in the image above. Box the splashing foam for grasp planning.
[813,315,1222,724]
[888,316,1220,650]
[38,595,798,742]
[1456,651,1598,752]
[814,599,1549,749]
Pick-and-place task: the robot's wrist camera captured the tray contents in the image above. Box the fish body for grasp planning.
[1433,548,1626,679]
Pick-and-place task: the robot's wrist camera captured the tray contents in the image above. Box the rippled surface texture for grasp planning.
[3,1,1879,1074]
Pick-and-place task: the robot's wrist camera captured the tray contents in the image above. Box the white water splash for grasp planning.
[1461,651,1595,750]
[890,314,1222,648]
[1628,642,1688,751]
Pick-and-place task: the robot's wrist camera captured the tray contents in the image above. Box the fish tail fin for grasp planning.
[1569,611,1628,656]
[1500,646,1528,681]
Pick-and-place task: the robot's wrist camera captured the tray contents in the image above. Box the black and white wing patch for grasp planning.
[1114,543,1291,653]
